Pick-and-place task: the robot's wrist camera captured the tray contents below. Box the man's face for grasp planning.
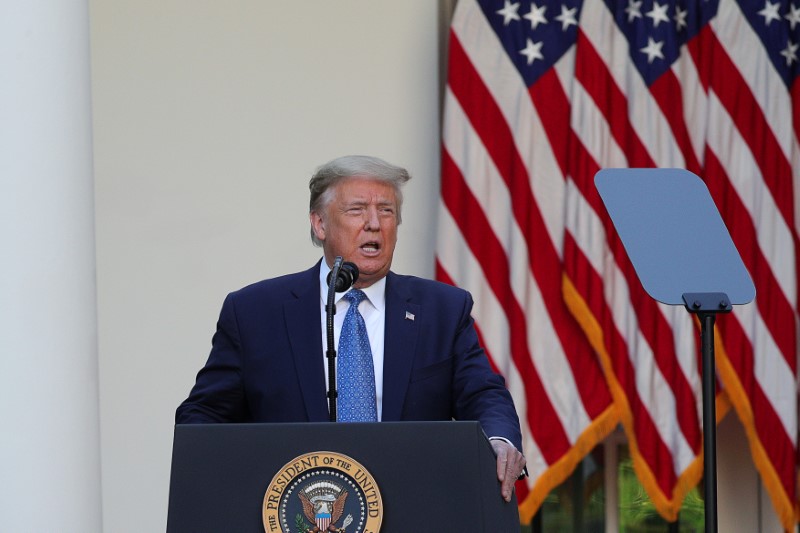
[310,177,399,288]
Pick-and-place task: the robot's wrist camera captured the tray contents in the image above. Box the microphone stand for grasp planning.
[325,256,344,422]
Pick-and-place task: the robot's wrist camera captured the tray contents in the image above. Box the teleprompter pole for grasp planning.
[684,292,731,533]
[699,311,717,533]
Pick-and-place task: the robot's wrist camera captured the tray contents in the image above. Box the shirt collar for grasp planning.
[318,259,386,312]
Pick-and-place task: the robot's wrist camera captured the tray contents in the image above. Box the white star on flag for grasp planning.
[555,5,578,31]
[520,38,544,65]
[646,2,670,28]
[496,0,520,26]
[674,7,688,31]
[523,4,547,30]
[625,0,643,23]
[786,3,800,30]
[758,1,781,26]
[640,36,665,63]
[781,40,799,65]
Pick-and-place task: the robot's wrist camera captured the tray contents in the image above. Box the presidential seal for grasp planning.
[263,451,383,533]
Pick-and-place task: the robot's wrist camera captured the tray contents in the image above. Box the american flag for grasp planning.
[436,0,799,529]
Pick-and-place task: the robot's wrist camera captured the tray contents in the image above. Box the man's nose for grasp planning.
[364,207,379,229]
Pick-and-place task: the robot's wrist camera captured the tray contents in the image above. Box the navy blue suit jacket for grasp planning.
[176,262,522,450]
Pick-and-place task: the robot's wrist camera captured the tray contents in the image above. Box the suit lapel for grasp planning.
[381,272,419,421]
[284,263,330,422]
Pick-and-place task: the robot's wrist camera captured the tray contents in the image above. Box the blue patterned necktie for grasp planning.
[337,289,378,422]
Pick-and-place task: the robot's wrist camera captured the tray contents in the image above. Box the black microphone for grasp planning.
[326,261,359,292]
[325,258,360,422]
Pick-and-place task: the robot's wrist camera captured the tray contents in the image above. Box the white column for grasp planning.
[716,414,760,532]
[0,1,102,531]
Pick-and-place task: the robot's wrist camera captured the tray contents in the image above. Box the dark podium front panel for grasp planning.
[167,421,520,532]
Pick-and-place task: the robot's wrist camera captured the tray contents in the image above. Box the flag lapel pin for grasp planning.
[405,311,415,321]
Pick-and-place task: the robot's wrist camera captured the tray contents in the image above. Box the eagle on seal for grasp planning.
[299,489,348,532]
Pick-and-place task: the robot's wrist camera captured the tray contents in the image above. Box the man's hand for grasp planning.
[490,439,526,502]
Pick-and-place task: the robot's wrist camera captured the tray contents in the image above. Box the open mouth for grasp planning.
[360,241,380,254]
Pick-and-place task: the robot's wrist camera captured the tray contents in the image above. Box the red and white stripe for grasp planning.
[437,0,799,529]
[439,0,616,518]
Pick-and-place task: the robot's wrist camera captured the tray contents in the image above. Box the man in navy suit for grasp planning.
[176,155,526,501]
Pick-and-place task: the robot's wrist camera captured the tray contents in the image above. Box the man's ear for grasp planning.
[310,211,325,241]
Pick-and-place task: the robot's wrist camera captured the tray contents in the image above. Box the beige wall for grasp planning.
[89,1,781,532]
[91,2,442,531]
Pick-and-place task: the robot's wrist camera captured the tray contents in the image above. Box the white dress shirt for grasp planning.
[319,260,386,420]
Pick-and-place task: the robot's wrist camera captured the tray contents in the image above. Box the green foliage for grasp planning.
[538,455,606,532]
[525,445,705,532]
[617,453,704,532]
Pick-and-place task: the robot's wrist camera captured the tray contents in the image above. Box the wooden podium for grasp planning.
[167,421,520,532]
